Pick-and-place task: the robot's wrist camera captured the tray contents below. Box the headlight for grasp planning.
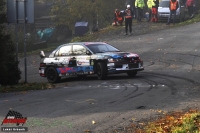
[108,58,114,62]
[108,58,120,62]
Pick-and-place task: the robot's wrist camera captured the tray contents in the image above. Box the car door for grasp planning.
[71,44,93,75]
[71,44,91,66]
[54,44,72,66]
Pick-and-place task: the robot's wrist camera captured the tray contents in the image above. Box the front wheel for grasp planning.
[127,71,137,77]
[46,67,61,83]
[96,62,107,80]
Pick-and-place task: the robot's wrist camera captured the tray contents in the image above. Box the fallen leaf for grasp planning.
[84,130,91,132]
[139,122,145,125]
[21,91,27,94]
[92,120,96,124]
[131,118,136,121]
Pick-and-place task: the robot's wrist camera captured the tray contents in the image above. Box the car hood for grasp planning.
[158,7,170,13]
[91,52,139,59]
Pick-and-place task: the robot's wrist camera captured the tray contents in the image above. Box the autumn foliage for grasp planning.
[120,109,200,133]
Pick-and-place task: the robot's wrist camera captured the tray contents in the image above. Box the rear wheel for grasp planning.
[46,67,61,83]
[96,62,107,80]
[127,71,137,77]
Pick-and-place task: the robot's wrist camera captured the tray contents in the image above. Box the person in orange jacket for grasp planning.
[113,9,123,26]
[166,0,178,25]
[124,5,134,35]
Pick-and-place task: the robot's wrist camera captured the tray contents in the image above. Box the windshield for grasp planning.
[159,1,169,7]
[86,43,120,54]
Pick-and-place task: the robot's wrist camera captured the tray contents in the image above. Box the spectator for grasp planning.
[113,9,123,26]
[186,0,194,18]
[135,0,145,22]
[147,0,154,22]
[151,0,159,22]
[124,5,134,35]
[166,0,179,25]
[193,0,198,14]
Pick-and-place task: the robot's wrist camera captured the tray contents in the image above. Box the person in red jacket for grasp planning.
[186,0,194,18]
[166,0,179,25]
[113,9,123,26]
[151,0,159,22]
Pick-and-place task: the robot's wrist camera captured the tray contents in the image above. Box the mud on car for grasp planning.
[39,42,144,83]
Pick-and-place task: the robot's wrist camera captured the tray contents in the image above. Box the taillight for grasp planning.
[40,63,46,67]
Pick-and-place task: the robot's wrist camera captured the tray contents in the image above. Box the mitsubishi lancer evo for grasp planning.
[39,42,144,83]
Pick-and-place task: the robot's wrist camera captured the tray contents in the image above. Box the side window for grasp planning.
[72,45,87,55]
[55,45,72,56]
[98,45,108,52]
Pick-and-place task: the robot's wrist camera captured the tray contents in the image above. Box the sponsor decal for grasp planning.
[110,54,123,59]
[57,66,93,75]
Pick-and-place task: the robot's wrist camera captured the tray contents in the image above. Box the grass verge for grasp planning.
[0,83,55,93]
[71,25,123,42]
[177,13,200,26]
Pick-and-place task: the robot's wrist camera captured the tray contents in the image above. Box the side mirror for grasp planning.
[40,51,45,58]
[86,50,91,55]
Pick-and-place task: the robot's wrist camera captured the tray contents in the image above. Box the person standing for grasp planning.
[166,0,178,25]
[151,0,159,22]
[147,0,154,22]
[135,0,145,22]
[186,0,194,18]
[124,5,133,35]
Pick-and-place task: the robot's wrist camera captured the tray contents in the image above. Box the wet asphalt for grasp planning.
[1,21,200,133]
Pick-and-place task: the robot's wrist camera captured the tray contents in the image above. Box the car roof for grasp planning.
[68,42,108,45]
[160,0,180,1]
[56,42,109,49]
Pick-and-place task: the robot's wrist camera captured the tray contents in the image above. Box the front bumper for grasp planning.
[107,62,144,74]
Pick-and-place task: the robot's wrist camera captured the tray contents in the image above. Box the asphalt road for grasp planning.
[1,22,200,133]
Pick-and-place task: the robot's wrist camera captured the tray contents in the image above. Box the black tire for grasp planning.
[178,14,182,22]
[127,71,137,77]
[182,13,185,22]
[46,67,61,83]
[96,62,107,80]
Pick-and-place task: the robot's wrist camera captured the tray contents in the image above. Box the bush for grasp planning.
[0,1,21,85]
[0,29,21,85]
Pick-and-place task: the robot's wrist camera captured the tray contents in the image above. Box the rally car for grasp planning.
[39,42,144,83]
